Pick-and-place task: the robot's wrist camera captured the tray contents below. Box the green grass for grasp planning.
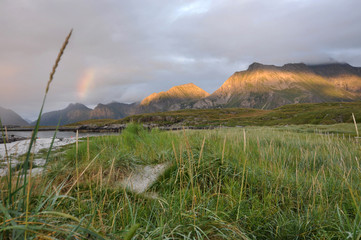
[101,102,361,127]
[66,118,119,127]
[65,102,361,130]
[22,123,360,239]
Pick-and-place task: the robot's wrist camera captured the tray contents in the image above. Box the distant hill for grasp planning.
[35,102,137,126]
[0,106,29,126]
[90,102,137,120]
[34,103,92,126]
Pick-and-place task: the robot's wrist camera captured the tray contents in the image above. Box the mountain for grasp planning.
[193,62,361,109]
[138,83,210,113]
[308,63,361,94]
[90,102,137,119]
[0,106,29,126]
[35,83,209,126]
[35,103,92,126]
[35,102,138,126]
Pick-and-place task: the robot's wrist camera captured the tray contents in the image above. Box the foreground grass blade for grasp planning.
[21,29,73,196]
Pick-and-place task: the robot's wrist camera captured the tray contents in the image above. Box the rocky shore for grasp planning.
[75,123,218,132]
[0,134,28,144]
[0,137,78,158]
[5,123,220,137]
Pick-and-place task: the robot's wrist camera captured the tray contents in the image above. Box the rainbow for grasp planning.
[77,68,95,100]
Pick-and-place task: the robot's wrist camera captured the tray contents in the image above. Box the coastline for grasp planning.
[6,124,217,133]
[0,137,78,158]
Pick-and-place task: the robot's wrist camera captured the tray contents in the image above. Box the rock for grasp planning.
[33,158,46,167]
[120,162,171,194]
[0,134,27,144]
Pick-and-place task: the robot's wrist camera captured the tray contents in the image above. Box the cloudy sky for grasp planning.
[1,0,361,120]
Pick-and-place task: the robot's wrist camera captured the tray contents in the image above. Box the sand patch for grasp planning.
[0,138,77,158]
[0,138,77,177]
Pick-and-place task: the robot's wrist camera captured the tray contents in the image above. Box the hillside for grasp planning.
[35,84,210,126]
[0,106,29,126]
[35,103,92,126]
[90,102,137,119]
[119,102,361,127]
[193,62,361,109]
[69,102,361,128]
[35,102,138,126]
[138,83,210,113]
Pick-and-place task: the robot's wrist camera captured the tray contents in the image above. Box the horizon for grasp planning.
[1,0,361,119]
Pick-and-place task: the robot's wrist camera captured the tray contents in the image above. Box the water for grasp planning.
[6,131,119,139]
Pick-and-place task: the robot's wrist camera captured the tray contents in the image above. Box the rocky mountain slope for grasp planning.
[137,83,210,113]
[35,103,92,126]
[90,102,137,119]
[35,84,209,126]
[0,106,29,126]
[193,62,361,109]
[35,102,138,126]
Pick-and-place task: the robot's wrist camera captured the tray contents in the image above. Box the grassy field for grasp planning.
[68,102,361,128]
[2,122,361,239]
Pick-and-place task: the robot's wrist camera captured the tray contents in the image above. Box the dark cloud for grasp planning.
[1,0,361,119]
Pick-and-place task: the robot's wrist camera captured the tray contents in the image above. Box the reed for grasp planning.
[0,30,106,239]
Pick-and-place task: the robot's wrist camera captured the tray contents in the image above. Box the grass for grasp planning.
[14,122,357,239]
[66,119,119,127]
[67,101,361,128]
[0,30,108,239]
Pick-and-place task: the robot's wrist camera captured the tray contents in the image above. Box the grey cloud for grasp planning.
[1,0,361,119]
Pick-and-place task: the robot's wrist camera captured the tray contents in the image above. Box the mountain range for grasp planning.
[193,62,361,109]
[2,62,361,126]
[33,83,210,126]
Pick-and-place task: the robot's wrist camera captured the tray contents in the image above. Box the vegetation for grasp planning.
[2,121,361,239]
[0,30,106,239]
[69,101,361,128]
[66,118,119,127]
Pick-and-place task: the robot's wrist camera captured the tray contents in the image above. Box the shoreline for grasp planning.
[0,137,78,177]
[6,124,218,133]
[5,127,78,132]
[0,135,28,144]
[0,137,78,159]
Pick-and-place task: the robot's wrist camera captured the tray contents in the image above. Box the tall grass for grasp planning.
[39,123,361,239]
[0,30,106,239]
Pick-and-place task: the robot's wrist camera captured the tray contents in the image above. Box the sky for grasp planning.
[1,0,361,120]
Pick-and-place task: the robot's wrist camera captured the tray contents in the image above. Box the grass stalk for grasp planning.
[352,113,359,138]
[76,130,80,213]
[236,155,247,220]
